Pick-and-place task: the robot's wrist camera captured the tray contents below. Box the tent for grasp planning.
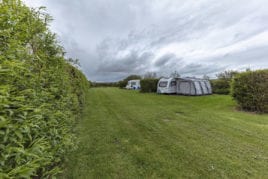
[176,78,212,95]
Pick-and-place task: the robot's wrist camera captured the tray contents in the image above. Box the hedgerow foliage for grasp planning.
[91,82,118,87]
[210,79,230,94]
[0,0,89,178]
[210,70,238,94]
[231,69,268,113]
[140,79,159,93]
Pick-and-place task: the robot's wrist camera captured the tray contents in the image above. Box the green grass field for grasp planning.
[63,88,268,178]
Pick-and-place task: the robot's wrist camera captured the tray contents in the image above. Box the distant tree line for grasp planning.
[90,82,119,87]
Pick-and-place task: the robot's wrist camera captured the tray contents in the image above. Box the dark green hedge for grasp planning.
[210,79,231,94]
[231,69,268,113]
[0,1,89,178]
[210,70,238,95]
[118,80,128,88]
[91,82,118,87]
[140,79,159,93]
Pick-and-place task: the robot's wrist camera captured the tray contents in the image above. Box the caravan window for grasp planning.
[159,81,168,87]
[170,81,177,87]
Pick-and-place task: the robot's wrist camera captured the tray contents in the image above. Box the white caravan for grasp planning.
[157,77,212,95]
[125,80,141,90]
[157,78,177,94]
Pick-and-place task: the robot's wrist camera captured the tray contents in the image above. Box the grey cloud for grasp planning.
[24,0,268,81]
[154,54,178,67]
[179,63,227,76]
[97,51,153,73]
[204,45,268,70]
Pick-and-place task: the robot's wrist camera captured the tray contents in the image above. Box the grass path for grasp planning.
[63,88,268,178]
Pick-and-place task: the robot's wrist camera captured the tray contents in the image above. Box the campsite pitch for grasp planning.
[62,88,268,178]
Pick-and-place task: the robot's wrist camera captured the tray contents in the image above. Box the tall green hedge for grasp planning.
[140,79,159,93]
[0,1,89,178]
[231,69,268,113]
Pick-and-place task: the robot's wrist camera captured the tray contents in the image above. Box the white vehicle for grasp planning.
[125,80,141,90]
[157,78,177,94]
[157,77,212,95]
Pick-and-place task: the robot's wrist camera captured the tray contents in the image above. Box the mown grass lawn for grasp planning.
[63,87,268,178]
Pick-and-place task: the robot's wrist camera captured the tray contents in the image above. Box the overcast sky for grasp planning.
[24,0,268,82]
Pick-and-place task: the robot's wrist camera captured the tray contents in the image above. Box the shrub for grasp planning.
[118,80,127,88]
[210,79,230,94]
[140,78,159,93]
[211,70,238,94]
[0,1,88,178]
[231,69,268,113]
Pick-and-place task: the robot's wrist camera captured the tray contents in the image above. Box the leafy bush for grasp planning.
[0,1,88,178]
[140,79,159,93]
[231,69,268,113]
[118,80,128,88]
[211,70,238,94]
[210,79,230,94]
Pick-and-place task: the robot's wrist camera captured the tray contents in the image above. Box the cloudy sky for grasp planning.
[24,0,268,82]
